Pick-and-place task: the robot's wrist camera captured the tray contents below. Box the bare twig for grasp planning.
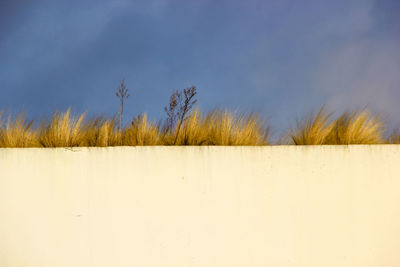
[164,86,197,144]
[115,79,130,133]
[164,91,180,132]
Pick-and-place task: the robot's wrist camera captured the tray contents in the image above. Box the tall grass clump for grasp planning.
[38,109,85,147]
[80,116,122,147]
[161,108,201,145]
[203,109,269,145]
[124,114,160,145]
[326,110,385,144]
[289,107,334,145]
[177,108,209,145]
[386,130,400,144]
[0,112,39,147]
[161,108,270,145]
[289,108,386,145]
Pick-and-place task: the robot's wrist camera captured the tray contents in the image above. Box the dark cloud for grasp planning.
[0,0,43,38]
[0,0,399,133]
[373,0,400,32]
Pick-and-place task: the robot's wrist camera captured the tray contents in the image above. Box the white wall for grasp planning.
[0,146,399,267]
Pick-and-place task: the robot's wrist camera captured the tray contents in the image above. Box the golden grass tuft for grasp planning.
[38,109,86,147]
[386,130,400,144]
[326,110,385,144]
[0,112,39,147]
[289,108,386,145]
[80,116,121,147]
[290,108,334,145]
[163,109,270,145]
[124,114,160,145]
[204,109,269,145]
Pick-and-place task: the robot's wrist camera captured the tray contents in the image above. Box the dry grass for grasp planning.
[1,107,398,147]
[161,109,269,145]
[0,108,269,147]
[289,108,386,145]
[38,109,86,147]
[80,116,121,147]
[203,109,269,145]
[290,108,334,145]
[386,130,400,144]
[124,114,160,145]
[0,112,39,147]
[326,110,385,144]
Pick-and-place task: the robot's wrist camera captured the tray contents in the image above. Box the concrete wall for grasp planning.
[0,146,399,267]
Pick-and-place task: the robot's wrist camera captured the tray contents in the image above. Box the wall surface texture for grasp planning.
[0,146,399,267]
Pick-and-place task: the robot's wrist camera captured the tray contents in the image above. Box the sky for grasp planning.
[1,0,399,135]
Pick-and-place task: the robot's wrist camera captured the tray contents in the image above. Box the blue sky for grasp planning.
[1,0,399,134]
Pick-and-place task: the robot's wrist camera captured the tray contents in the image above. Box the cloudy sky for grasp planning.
[1,0,399,134]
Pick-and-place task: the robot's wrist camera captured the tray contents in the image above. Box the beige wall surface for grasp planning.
[0,146,399,267]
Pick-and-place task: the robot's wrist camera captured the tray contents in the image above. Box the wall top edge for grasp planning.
[0,144,399,151]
